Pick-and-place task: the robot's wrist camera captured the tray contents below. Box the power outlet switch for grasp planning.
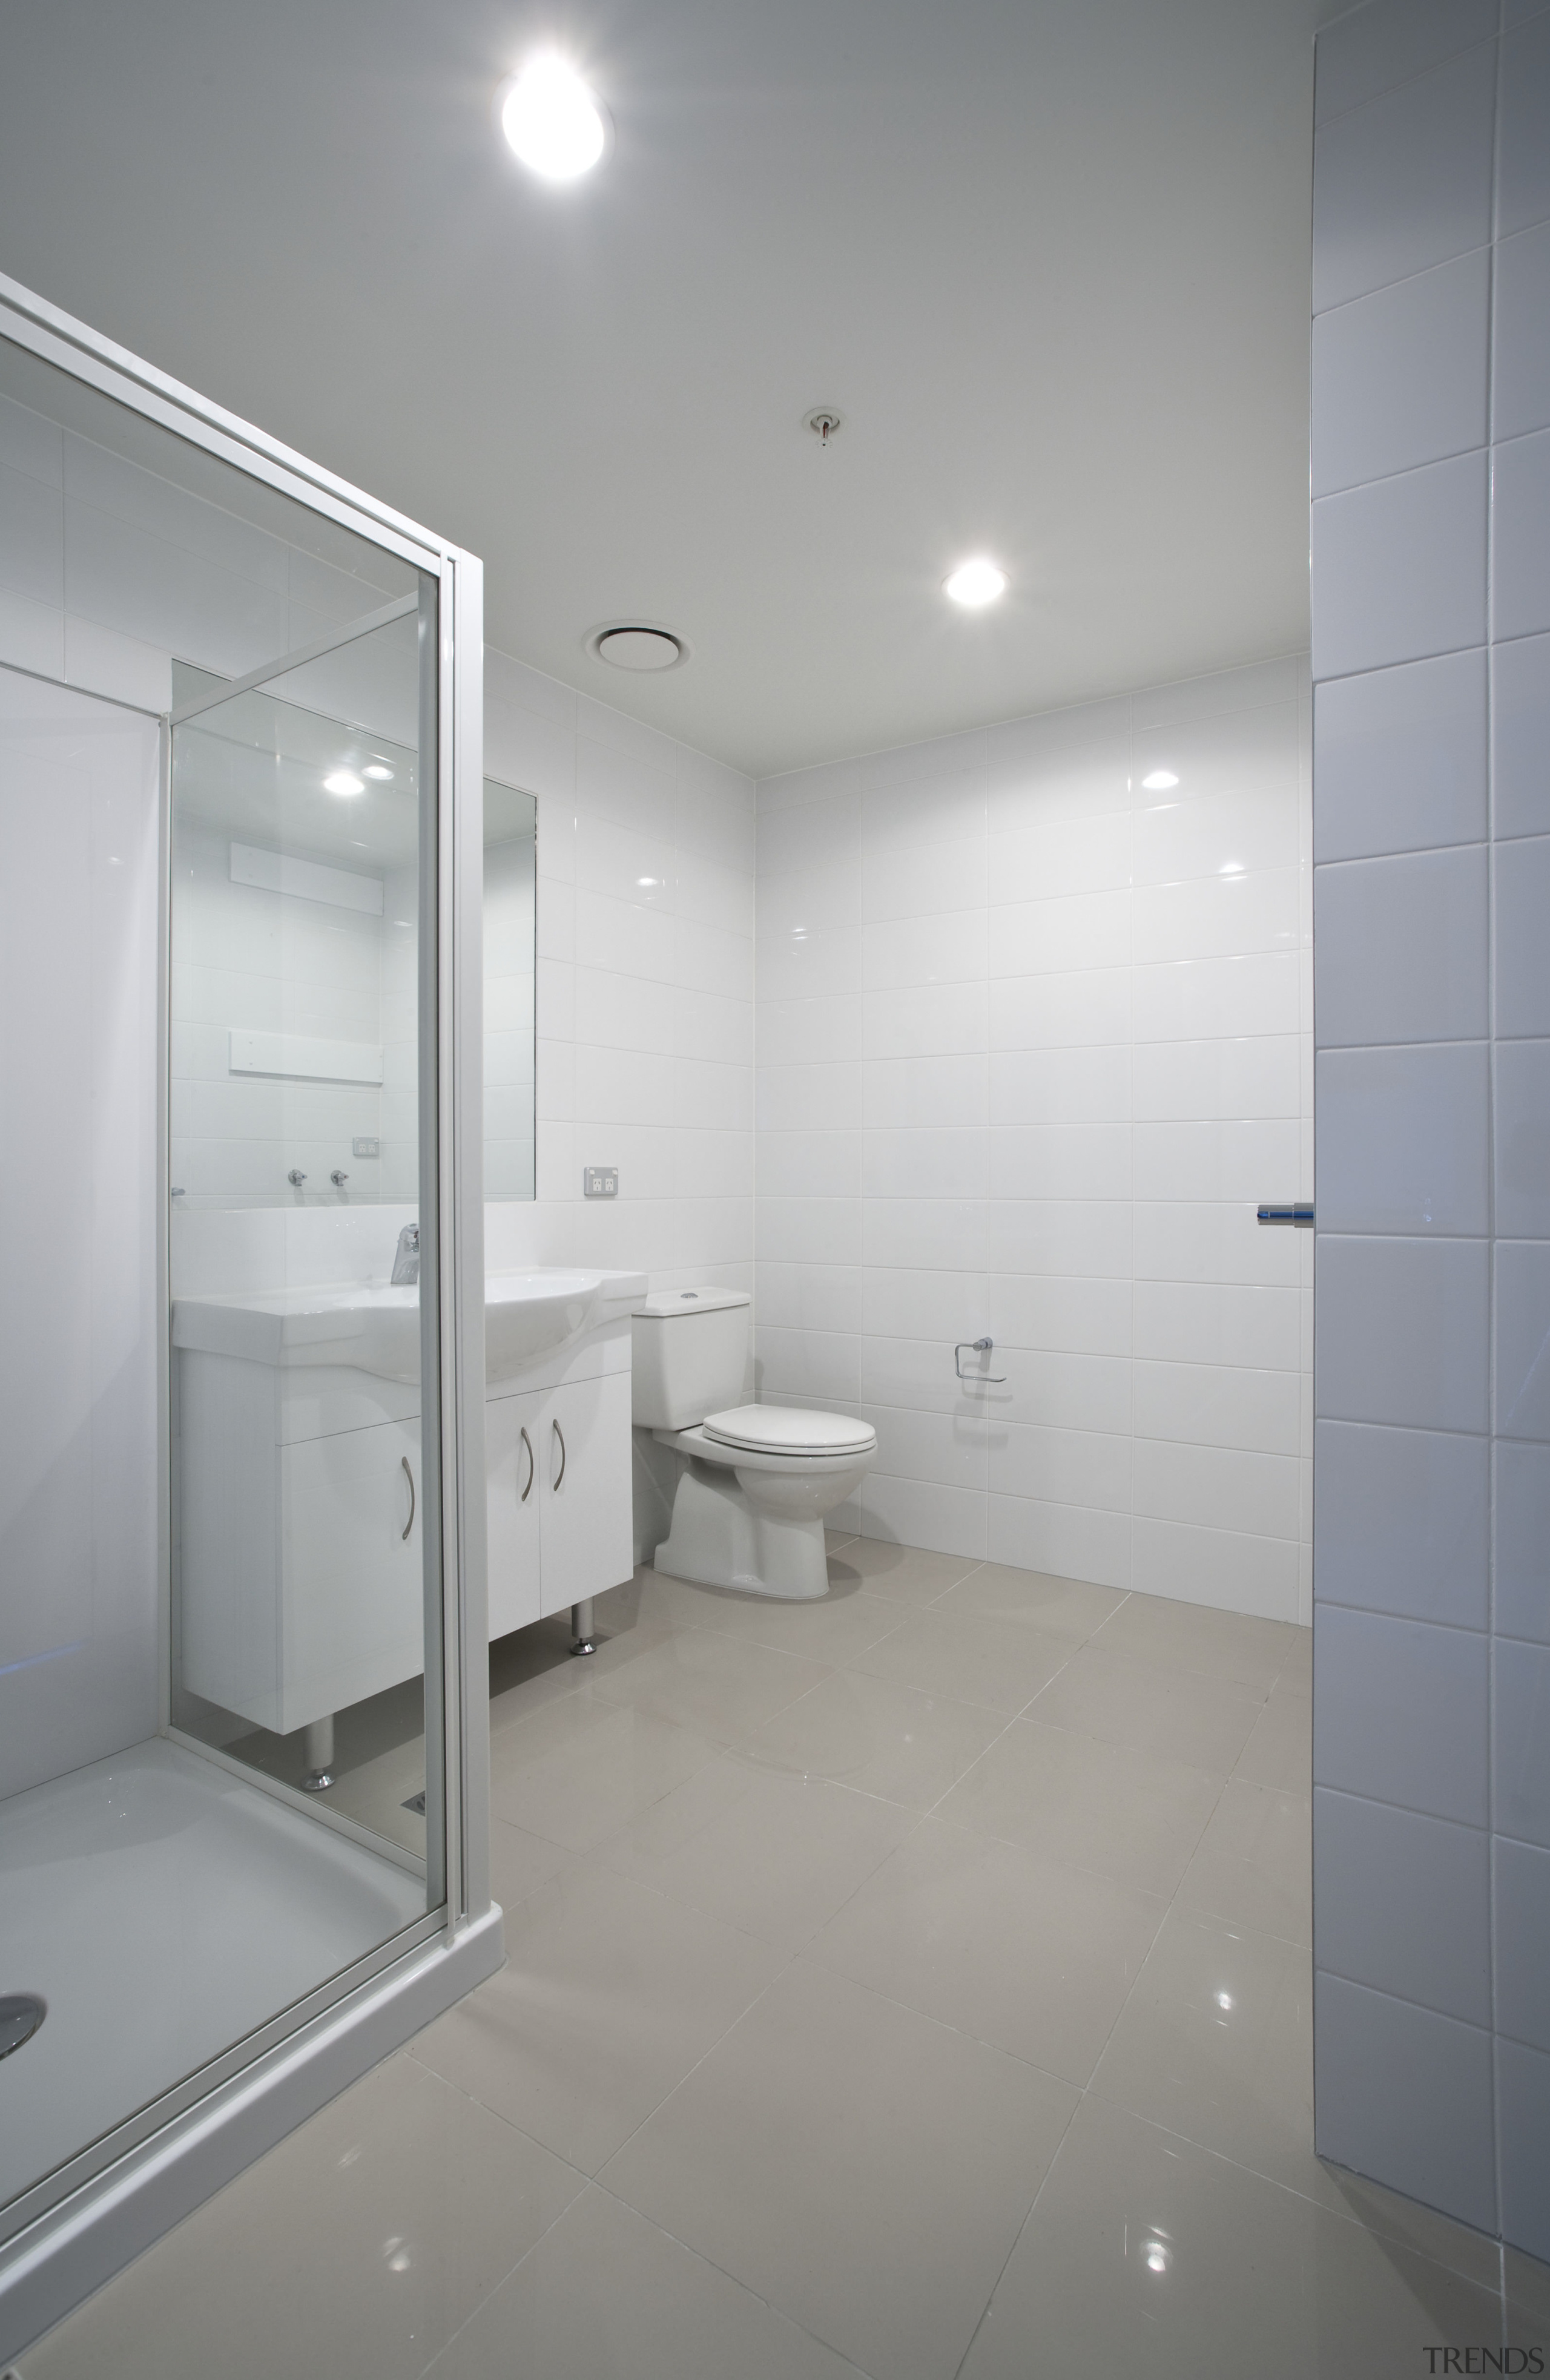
[583,1166,619,1198]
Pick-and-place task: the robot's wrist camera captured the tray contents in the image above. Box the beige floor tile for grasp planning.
[1233,1674,1313,1792]
[1026,1643,1261,1772]
[601,1959,1078,2380]
[806,1816,1165,2085]
[744,1667,1008,1810]
[489,1689,721,1853]
[424,2183,868,2379]
[1175,1776,1312,1944]
[824,1527,858,1550]
[1506,2244,1550,2347]
[1087,1589,1299,1695]
[636,1566,903,1665]
[409,1863,781,2175]
[823,1537,982,1604]
[1320,2161,1511,2298]
[489,1815,577,1914]
[938,1717,1224,1896]
[599,1755,918,1951]
[931,1562,1124,1640]
[847,1606,1077,1714]
[590,1628,832,1748]
[1279,1625,1313,1694]
[328,1732,429,1859]
[24,2056,583,2380]
[959,2095,1503,2380]
[1090,1905,1317,2192]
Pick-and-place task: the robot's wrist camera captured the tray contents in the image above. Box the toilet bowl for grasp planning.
[632,1292,876,1601]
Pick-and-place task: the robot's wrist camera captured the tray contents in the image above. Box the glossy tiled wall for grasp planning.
[753,656,1314,1623]
[1310,0,1550,2255]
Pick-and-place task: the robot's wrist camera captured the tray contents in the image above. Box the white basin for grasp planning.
[173,1266,636,1385]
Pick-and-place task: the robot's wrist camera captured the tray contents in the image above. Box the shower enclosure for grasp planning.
[0,274,498,2362]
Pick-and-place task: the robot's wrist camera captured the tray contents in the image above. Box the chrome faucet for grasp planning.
[391,1223,420,1286]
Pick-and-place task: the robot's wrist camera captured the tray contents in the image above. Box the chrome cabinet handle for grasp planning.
[955,1336,1007,1383]
[401,1455,415,1540]
[519,1425,535,1503]
[552,1418,566,1491]
[1257,1202,1314,1228]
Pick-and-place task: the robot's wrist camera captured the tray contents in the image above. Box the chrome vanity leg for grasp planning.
[569,1599,596,1656]
[302,1714,335,1790]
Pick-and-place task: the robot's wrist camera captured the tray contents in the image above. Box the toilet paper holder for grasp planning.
[955,1337,1007,1383]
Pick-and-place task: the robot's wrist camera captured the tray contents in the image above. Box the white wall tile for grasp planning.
[862,1126,988,1201]
[989,1273,1133,1358]
[987,1198,1133,1281]
[1496,1836,1550,2052]
[1494,1639,1550,1850]
[1132,786,1298,887]
[1313,649,1486,861]
[757,1061,860,1133]
[861,1052,988,1128]
[1130,1516,1299,1619]
[1314,847,1488,1045]
[0,585,64,680]
[860,1197,986,1273]
[1317,1042,1489,1234]
[862,909,985,991]
[1499,2039,1550,2261]
[1312,250,1489,495]
[988,889,1130,978]
[1311,452,1487,679]
[1313,0,1495,125]
[1134,1280,1301,1371]
[1312,45,1496,312]
[1314,1789,1491,2022]
[1133,1199,1301,1289]
[1494,633,1550,840]
[1314,1974,1496,2232]
[756,1324,861,1406]
[989,967,1132,1051]
[986,1493,1132,1590]
[859,1267,991,1345]
[1316,1235,1489,1431]
[1494,222,1550,442]
[1132,1035,1302,1122]
[854,1472,986,1561]
[1135,1359,1301,1456]
[757,1129,860,1198]
[863,1402,991,1493]
[1133,1117,1299,1202]
[990,1045,1130,1126]
[986,811,1131,903]
[862,979,988,1060]
[1494,430,1550,641]
[1133,1438,1299,1539]
[1316,1605,1489,1823]
[1496,1242,1550,1441]
[0,462,64,607]
[1495,1440,1550,1646]
[1498,8,1550,237]
[1314,1419,1488,1627]
[757,994,862,1067]
[1131,952,1301,1042]
[989,1123,1131,1203]
[862,835,986,921]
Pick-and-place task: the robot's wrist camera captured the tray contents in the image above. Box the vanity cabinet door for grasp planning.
[486,1392,542,1639]
[535,1371,633,1620]
[279,1416,424,1734]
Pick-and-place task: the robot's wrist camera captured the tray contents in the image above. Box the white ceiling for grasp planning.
[0,0,1321,777]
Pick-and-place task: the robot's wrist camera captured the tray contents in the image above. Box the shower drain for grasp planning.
[0,1994,46,2059]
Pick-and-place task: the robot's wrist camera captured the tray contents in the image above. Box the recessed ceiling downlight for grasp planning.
[944,557,1008,608]
[498,55,608,180]
[593,626,684,672]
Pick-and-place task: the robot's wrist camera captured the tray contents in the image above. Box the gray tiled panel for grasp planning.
[1499,9,1550,237]
[1314,0,1496,125]
[1496,1241,1550,1442]
[1494,1638,1550,1851]
[1311,45,1496,313]
[1499,2040,1550,2263]
[1314,1237,1488,1436]
[1312,649,1486,861]
[1312,1419,1488,1629]
[1311,251,1488,496]
[1314,1604,1488,1826]
[1314,1972,1497,2232]
[1313,1787,1489,2023]
[1496,840,1550,1038]
[1312,453,1487,681]
[1495,1440,1550,1646]
[1494,633,1550,840]
[1495,222,1550,444]
[1496,1042,1550,1238]
[1495,1836,1550,2054]
[1494,431,1550,643]
[1315,1041,1488,1235]
[1313,847,1487,1047]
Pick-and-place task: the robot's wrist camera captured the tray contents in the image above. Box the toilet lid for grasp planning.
[702,1404,877,1456]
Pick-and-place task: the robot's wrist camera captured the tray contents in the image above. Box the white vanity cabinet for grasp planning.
[485,1369,634,1637]
[174,1271,643,1740]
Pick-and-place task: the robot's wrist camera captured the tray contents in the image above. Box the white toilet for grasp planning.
[632,1289,876,1601]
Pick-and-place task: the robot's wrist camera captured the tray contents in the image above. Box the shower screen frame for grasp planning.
[0,269,495,2320]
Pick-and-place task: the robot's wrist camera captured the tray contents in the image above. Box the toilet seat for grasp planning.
[702,1404,876,1458]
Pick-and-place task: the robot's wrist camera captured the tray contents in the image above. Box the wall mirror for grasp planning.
[170,655,536,1207]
